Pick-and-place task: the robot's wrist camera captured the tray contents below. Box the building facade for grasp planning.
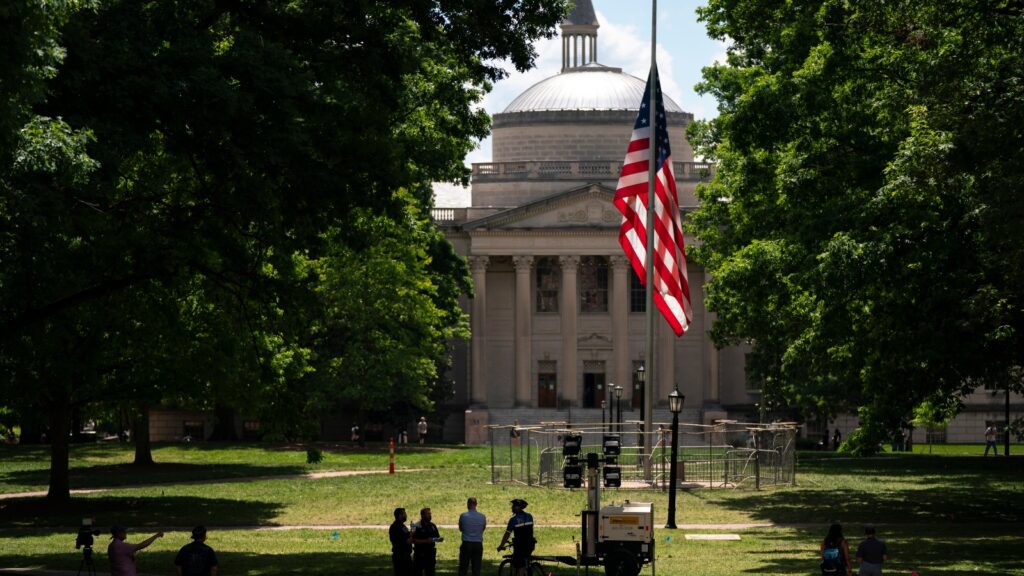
[435,1,1022,445]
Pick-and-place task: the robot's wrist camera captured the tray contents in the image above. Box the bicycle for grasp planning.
[496,553,557,576]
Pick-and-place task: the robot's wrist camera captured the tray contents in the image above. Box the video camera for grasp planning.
[76,518,100,551]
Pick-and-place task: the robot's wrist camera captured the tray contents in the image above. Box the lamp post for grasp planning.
[601,400,607,431]
[635,363,646,437]
[614,385,624,432]
[665,387,684,529]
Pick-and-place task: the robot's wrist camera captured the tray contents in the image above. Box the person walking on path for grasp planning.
[411,507,443,576]
[819,523,851,576]
[458,497,487,576]
[390,508,413,576]
[174,526,218,576]
[418,417,429,444]
[856,525,888,576]
[831,428,842,451]
[107,526,163,576]
[497,499,535,576]
[984,425,999,456]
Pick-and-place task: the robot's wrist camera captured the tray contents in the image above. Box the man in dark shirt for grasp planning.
[390,508,413,576]
[411,507,443,576]
[174,526,218,576]
[496,499,535,576]
[855,525,888,576]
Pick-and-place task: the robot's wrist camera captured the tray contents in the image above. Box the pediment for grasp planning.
[463,183,618,230]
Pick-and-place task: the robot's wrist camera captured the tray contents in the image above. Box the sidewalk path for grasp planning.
[0,468,422,500]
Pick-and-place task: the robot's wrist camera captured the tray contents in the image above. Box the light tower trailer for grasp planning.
[575,446,656,576]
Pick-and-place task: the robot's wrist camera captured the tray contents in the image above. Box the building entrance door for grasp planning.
[537,373,557,408]
[583,373,605,408]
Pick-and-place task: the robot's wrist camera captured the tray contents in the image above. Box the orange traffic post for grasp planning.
[389,437,395,474]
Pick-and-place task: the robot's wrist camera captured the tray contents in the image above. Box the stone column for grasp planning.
[559,255,580,405]
[513,256,534,406]
[610,256,631,397]
[469,256,489,405]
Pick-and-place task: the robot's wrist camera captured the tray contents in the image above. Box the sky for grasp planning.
[436,1,726,206]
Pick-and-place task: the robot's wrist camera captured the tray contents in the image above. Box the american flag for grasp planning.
[613,68,691,336]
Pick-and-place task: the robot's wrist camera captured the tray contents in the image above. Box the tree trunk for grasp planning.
[133,405,154,465]
[46,399,71,503]
[210,404,237,441]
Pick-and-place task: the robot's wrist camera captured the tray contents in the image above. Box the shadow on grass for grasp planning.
[0,552,578,576]
[715,455,1024,525]
[746,526,1024,576]
[0,495,282,529]
[0,462,310,493]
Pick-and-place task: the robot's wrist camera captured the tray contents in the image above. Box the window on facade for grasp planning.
[580,256,609,313]
[535,257,560,313]
[630,269,646,313]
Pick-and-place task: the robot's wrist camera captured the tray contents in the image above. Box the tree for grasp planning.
[1,0,568,501]
[690,0,1024,453]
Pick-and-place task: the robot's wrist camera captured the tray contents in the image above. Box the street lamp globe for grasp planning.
[668,388,685,414]
[635,363,645,384]
[614,385,623,399]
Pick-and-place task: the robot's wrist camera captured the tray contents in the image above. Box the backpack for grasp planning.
[821,545,842,574]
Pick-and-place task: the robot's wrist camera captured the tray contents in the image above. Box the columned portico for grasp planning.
[610,255,631,394]
[469,256,489,405]
[513,255,534,405]
[559,255,580,404]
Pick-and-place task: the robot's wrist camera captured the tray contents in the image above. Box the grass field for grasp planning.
[1,442,1023,575]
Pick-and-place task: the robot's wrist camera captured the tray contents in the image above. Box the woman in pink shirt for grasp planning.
[107,525,164,576]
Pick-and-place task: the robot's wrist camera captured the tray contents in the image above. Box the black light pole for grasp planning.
[615,385,624,432]
[601,400,607,431]
[665,387,684,529]
[636,364,646,420]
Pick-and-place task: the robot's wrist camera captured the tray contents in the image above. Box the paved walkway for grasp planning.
[0,468,420,500]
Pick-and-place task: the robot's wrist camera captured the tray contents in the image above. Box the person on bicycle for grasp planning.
[496,498,534,576]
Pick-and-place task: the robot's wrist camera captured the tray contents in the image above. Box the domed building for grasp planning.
[435,1,755,441]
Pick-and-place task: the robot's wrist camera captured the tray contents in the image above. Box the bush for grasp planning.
[306,448,324,464]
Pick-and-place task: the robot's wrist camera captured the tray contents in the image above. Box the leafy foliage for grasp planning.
[690,0,1024,451]
[0,0,567,498]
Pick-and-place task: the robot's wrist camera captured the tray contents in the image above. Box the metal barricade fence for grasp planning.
[488,421,797,490]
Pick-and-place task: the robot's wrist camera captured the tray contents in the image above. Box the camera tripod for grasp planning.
[77,545,96,576]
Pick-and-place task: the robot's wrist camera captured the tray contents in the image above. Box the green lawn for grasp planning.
[1,443,1023,575]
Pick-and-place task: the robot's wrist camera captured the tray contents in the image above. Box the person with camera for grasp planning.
[107,525,163,576]
[174,525,218,576]
[411,507,443,576]
[496,498,535,576]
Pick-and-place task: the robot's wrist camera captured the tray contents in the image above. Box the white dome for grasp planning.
[502,67,684,114]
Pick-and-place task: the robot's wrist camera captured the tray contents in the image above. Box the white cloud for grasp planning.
[595,10,684,109]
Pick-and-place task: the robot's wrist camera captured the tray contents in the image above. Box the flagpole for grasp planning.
[643,0,657,483]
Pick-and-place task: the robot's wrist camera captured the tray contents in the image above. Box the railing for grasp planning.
[429,207,468,223]
[472,160,714,182]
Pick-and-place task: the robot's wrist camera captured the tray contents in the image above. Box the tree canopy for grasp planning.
[0,0,568,500]
[690,0,1024,451]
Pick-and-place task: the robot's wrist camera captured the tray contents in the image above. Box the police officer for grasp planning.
[390,508,413,576]
[411,507,443,576]
[496,498,535,576]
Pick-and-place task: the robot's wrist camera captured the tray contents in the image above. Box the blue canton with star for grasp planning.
[633,67,672,170]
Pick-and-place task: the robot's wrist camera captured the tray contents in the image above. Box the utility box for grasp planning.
[599,501,653,543]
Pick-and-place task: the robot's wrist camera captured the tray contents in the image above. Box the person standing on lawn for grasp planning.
[984,425,999,456]
[418,417,429,444]
[390,508,413,576]
[108,525,164,576]
[458,497,487,576]
[174,526,218,576]
[411,507,443,576]
[856,525,888,576]
[819,523,851,576]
